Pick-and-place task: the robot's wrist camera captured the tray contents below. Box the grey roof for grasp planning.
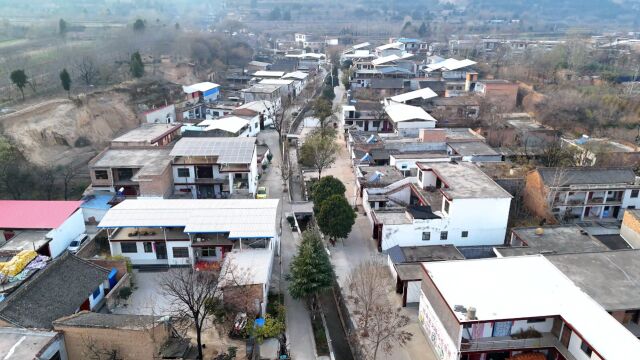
[547,250,640,311]
[388,245,465,264]
[395,264,424,281]
[418,161,512,199]
[448,141,499,156]
[498,225,610,256]
[0,253,109,329]
[370,78,404,89]
[594,234,632,250]
[170,137,256,164]
[91,148,172,177]
[53,312,160,330]
[538,167,636,187]
[0,328,60,359]
[111,123,181,144]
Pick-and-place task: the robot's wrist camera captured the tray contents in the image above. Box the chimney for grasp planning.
[419,128,447,143]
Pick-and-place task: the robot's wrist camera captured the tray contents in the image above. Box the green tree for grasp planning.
[311,176,346,214]
[249,314,285,344]
[418,22,428,37]
[59,68,71,98]
[288,229,334,301]
[58,18,68,36]
[317,195,356,244]
[299,132,339,178]
[133,18,145,32]
[130,51,144,78]
[9,70,28,100]
[313,97,333,130]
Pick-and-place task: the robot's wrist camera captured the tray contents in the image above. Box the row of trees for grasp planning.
[9,51,145,101]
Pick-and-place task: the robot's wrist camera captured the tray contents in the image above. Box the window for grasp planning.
[461,231,468,238]
[444,201,450,214]
[422,232,431,241]
[173,247,189,258]
[116,168,134,180]
[628,206,637,210]
[580,341,593,356]
[372,121,380,128]
[92,287,101,299]
[418,171,423,182]
[632,190,639,198]
[177,168,190,177]
[527,317,546,323]
[200,247,217,257]
[120,242,137,253]
[440,231,448,240]
[143,242,153,253]
[94,170,109,179]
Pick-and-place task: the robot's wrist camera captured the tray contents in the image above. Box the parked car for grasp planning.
[67,234,89,253]
[256,186,268,199]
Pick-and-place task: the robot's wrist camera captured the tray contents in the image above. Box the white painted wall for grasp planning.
[511,318,554,334]
[47,210,86,258]
[40,335,68,360]
[567,331,600,360]
[406,280,421,303]
[249,147,259,195]
[418,291,460,360]
[381,197,510,251]
[82,207,108,223]
[145,104,176,124]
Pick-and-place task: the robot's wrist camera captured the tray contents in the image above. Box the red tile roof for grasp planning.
[0,200,83,229]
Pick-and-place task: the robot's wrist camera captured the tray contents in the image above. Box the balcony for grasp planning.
[461,333,577,360]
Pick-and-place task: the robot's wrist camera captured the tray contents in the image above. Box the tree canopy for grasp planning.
[311,176,346,214]
[288,229,334,300]
[317,194,356,243]
[59,68,71,97]
[9,70,28,100]
[299,132,338,178]
[130,51,144,78]
[58,19,68,36]
[133,18,145,32]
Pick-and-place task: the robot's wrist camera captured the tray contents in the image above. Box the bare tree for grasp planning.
[160,268,223,360]
[58,163,79,200]
[81,335,122,360]
[347,258,389,336]
[75,56,100,86]
[356,305,413,360]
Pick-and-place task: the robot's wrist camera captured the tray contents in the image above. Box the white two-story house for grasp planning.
[369,161,512,251]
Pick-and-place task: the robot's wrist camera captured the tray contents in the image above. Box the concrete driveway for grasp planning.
[110,270,170,316]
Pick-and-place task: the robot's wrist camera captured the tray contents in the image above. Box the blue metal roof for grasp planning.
[81,194,112,210]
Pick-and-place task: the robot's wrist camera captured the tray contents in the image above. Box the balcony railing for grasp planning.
[461,333,577,360]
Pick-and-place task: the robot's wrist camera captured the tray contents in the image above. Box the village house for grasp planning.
[474,79,519,111]
[368,161,512,251]
[523,167,640,223]
[418,255,640,360]
[240,83,283,110]
[143,104,176,124]
[0,252,114,329]
[0,200,85,258]
[182,82,220,103]
[53,312,197,360]
[170,137,258,198]
[88,147,174,198]
[98,198,278,314]
[258,78,296,98]
[110,123,182,148]
[247,60,271,72]
[561,135,640,167]
[386,244,464,307]
[342,100,392,132]
[182,117,252,138]
[384,100,437,136]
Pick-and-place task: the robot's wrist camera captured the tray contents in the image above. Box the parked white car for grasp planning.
[68,234,89,254]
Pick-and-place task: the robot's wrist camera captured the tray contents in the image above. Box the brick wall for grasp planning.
[138,164,173,197]
[621,211,640,249]
[54,322,168,360]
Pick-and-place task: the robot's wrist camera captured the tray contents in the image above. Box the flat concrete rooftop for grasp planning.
[497,225,610,256]
[91,148,172,177]
[111,123,181,144]
[547,250,640,311]
[0,328,59,359]
[418,161,511,199]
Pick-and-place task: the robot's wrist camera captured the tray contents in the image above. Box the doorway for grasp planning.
[155,242,167,260]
